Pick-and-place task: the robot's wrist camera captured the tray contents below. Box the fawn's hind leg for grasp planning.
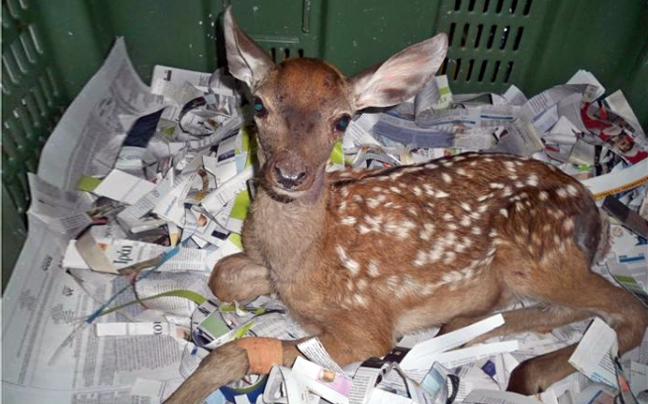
[441,304,593,344]
[503,246,648,393]
[208,253,273,301]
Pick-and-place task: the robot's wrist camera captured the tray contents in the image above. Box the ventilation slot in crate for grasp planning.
[269,47,305,62]
[454,0,534,14]
[441,0,534,88]
[2,5,64,222]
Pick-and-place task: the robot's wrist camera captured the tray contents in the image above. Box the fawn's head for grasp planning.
[224,8,447,201]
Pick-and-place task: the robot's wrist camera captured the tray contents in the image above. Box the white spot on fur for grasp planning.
[442,173,452,183]
[412,186,423,197]
[551,210,565,220]
[389,186,402,194]
[443,213,453,221]
[443,251,456,265]
[460,202,471,211]
[367,260,380,277]
[341,216,357,226]
[539,191,549,201]
[469,211,482,220]
[357,279,368,291]
[456,168,468,177]
[460,216,472,227]
[500,208,509,218]
[389,171,405,180]
[566,184,579,196]
[413,250,428,266]
[435,190,450,198]
[428,243,445,263]
[403,166,424,174]
[352,194,363,203]
[353,294,367,307]
[442,271,464,284]
[563,217,575,232]
[336,245,360,276]
[366,215,383,232]
[444,232,457,245]
[527,174,538,187]
[556,188,568,198]
[419,223,435,240]
[420,284,437,296]
[386,275,400,290]
[384,220,415,240]
[489,183,505,189]
[367,198,380,209]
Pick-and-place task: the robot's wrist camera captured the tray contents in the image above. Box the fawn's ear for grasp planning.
[350,33,448,111]
[224,7,275,91]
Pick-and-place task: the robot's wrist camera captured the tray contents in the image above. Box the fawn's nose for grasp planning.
[273,162,307,190]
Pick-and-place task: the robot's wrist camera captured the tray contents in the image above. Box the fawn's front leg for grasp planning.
[165,320,393,404]
[164,338,304,404]
[208,253,273,301]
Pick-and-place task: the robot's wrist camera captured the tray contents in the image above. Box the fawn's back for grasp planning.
[304,153,604,335]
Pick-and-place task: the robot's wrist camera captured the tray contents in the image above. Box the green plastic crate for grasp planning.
[2,0,647,288]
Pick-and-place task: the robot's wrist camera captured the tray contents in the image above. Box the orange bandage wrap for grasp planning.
[234,337,283,374]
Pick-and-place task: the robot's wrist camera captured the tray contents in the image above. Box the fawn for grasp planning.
[165,8,648,403]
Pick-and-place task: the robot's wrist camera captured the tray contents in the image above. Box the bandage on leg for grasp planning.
[234,337,283,374]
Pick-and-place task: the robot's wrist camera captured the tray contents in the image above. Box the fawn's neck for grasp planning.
[252,169,329,275]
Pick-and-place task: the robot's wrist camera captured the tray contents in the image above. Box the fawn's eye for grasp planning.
[253,97,267,118]
[334,115,351,132]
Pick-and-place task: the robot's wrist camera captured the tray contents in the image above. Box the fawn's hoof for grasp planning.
[506,359,548,395]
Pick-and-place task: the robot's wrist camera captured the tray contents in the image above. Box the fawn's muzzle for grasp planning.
[270,156,309,191]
